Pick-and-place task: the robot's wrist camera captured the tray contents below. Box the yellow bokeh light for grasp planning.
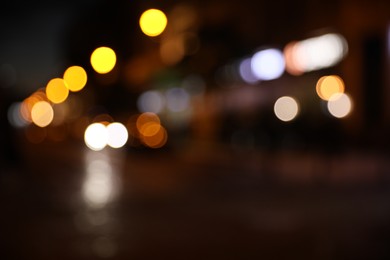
[63,66,87,92]
[20,89,48,122]
[139,9,168,37]
[31,101,54,127]
[46,78,69,104]
[90,47,117,74]
[316,75,345,101]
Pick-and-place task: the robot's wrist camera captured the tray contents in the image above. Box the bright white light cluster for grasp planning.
[251,48,286,81]
[285,33,348,74]
[84,122,128,151]
[238,33,348,83]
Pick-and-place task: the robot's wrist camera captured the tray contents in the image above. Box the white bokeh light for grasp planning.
[106,122,128,148]
[166,87,190,112]
[292,33,348,72]
[251,48,285,81]
[7,102,29,128]
[84,123,109,151]
[327,93,352,118]
[137,90,165,114]
[274,96,299,122]
[239,58,258,84]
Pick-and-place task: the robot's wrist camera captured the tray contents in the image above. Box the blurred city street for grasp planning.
[1,0,390,259]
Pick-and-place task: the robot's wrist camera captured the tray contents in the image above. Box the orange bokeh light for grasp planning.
[316,75,345,101]
[141,125,168,148]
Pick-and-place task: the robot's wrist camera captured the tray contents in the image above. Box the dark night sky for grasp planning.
[0,0,100,96]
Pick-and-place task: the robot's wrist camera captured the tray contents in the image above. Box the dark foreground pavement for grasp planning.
[2,140,390,259]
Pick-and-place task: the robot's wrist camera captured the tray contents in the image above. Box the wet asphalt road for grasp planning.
[2,140,390,259]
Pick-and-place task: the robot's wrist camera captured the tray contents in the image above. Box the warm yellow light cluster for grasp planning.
[126,112,168,149]
[136,112,167,148]
[46,66,88,105]
[19,89,53,127]
[13,65,88,130]
[315,75,353,118]
[316,75,345,101]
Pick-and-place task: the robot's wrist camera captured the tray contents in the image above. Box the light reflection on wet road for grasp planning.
[2,141,390,259]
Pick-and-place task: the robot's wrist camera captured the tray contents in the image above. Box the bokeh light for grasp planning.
[7,102,29,128]
[140,122,161,137]
[63,66,87,92]
[251,48,285,81]
[31,101,54,127]
[327,93,353,118]
[239,58,258,84]
[136,112,161,133]
[274,96,299,122]
[134,112,168,148]
[46,78,69,104]
[286,33,348,73]
[141,125,168,148]
[165,87,190,112]
[283,41,304,75]
[316,75,345,100]
[137,90,165,114]
[106,122,128,148]
[20,90,48,123]
[139,9,168,37]
[84,123,108,151]
[90,47,117,74]
[160,36,185,65]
